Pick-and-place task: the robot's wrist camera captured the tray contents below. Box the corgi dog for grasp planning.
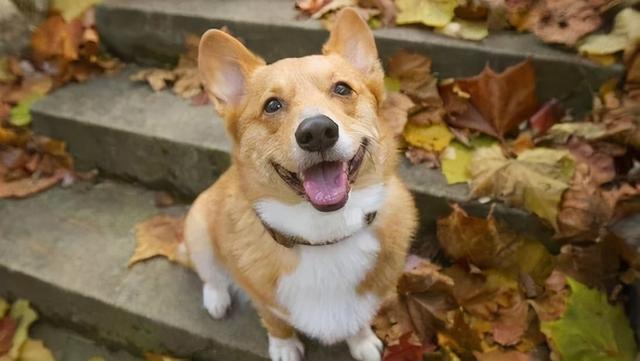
[185,8,417,361]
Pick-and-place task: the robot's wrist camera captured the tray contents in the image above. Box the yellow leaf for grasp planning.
[403,122,453,152]
[396,0,457,27]
[18,339,55,361]
[579,8,640,57]
[440,142,472,184]
[469,145,575,229]
[0,298,7,318]
[51,0,102,21]
[130,215,189,267]
[436,18,489,41]
[9,300,38,360]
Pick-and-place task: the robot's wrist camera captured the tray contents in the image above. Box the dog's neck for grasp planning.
[253,183,386,247]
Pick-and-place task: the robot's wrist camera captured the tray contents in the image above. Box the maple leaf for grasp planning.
[395,0,457,27]
[541,278,637,361]
[451,60,538,140]
[130,214,189,267]
[469,145,575,229]
[564,138,615,185]
[382,333,425,361]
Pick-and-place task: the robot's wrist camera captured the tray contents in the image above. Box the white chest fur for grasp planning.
[255,184,387,345]
[275,229,381,345]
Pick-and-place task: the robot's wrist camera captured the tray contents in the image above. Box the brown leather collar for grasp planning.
[257,211,377,248]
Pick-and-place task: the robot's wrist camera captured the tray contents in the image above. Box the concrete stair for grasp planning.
[1,0,629,359]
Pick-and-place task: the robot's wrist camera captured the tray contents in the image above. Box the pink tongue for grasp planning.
[302,161,349,209]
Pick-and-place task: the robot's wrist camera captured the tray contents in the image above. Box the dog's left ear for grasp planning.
[323,8,379,75]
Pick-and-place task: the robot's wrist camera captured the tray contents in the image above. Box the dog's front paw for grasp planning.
[268,335,304,361]
[203,283,231,319]
[346,327,383,361]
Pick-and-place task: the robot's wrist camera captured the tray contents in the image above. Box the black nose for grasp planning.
[295,115,339,152]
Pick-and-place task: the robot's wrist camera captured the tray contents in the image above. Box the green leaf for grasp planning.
[9,95,43,127]
[441,142,472,184]
[541,278,637,361]
[9,300,38,359]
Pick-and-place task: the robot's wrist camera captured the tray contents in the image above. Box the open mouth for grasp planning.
[271,138,368,212]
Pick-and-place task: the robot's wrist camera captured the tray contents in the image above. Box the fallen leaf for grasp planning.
[403,123,453,152]
[395,0,458,27]
[435,18,489,41]
[51,0,101,22]
[0,317,17,356]
[474,350,534,361]
[382,333,426,361]
[541,278,637,361]
[579,8,640,58]
[470,145,575,229]
[529,98,565,135]
[556,242,621,290]
[511,131,535,154]
[295,0,332,16]
[381,92,414,136]
[451,60,538,140]
[514,0,608,46]
[9,95,44,127]
[565,137,615,185]
[404,147,440,167]
[18,339,55,361]
[440,142,472,184]
[0,170,66,199]
[8,300,38,360]
[154,191,175,208]
[130,215,188,267]
[130,69,175,92]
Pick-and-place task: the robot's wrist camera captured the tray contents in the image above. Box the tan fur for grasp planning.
[190,7,418,354]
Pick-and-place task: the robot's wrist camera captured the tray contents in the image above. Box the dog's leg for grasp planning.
[346,326,383,361]
[184,207,231,319]
[260,309,304,361]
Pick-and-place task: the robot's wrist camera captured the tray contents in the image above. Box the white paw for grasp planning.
[203,283,231,319]
[268,335,305,361]
[346,327,383,361]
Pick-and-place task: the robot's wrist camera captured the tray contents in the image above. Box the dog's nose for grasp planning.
[295,115,339,152]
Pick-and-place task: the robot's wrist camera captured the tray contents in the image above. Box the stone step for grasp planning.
[95,0,623,113]
[30,66,555,247]
[0,180,354,360]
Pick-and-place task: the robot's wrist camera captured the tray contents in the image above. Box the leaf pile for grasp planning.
[373,205,638,361]
[0,298,55,361]
[130,33,209,106]
[381,48,639,243]
[1,3,117,199]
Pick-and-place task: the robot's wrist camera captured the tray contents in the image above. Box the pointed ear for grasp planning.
[198,29,265,109]
[322,8,379,75]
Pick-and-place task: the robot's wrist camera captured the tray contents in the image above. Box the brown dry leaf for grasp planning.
[130,69,175,92]
[387,50,444,123]
[295,0,332,16]
[531,270,568,322]
[31,14,81,66]
[381,91,414,136]
[382,333,426,361]
[130,215,188,267]
[0,316,16,356]
[511,131,535,155]
[555,163,616,240]
[372,295,415,347]
[529,98,565,135]
[0,169,66,199]
[404,147,440,167]
[154,191,175,208]
[452,60,538,140]
[556,242,621,290]
[512,0,610,46]
[564,137,615,185]
[474,350,535,361]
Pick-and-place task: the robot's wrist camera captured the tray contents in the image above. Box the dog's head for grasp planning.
[199,8,396,212]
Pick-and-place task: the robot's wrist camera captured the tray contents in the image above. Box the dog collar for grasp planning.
[256,211,377,248]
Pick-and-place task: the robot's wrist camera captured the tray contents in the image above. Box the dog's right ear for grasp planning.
[198,30,265,112]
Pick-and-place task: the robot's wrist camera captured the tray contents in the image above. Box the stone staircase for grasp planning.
[0,0,625,359]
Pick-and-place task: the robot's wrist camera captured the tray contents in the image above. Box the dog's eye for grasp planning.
[264,98,283,114]
[333,82,352,96]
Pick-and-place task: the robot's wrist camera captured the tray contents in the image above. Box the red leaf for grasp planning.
[530,98,564,135]
[383,333,425,361]
[0,316,17,356]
